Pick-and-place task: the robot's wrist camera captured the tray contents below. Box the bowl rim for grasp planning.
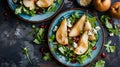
[7,0,65,23]
[47,8,105,67]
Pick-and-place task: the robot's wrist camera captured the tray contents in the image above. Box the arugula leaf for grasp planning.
[15,5,36,16]
[91,60,105,67]
[47,3,57,12]
[87,16,96,28]
[100,15,120,36]
[15,6,23,14]
[32,25,45,44]
[23,47,32,64]
[49,34,55,42]
[76,55,87,63]
[43,53,51,61]
[68,12,80,25]
[104,40,116,53]
[105,18,113,29]
[57,0,61,4]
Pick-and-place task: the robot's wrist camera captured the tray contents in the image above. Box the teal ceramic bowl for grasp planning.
[48,8,104,67]
[7,0,64,23]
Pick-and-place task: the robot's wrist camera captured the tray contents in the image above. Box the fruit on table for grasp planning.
[93,0,111,12]
[23,0,35,10]
[56,18,68,45]
[109,2,120,19]
[84,19,96,41]
[69,14,86,37]
[74,31,89,55]
[36,0,54,8]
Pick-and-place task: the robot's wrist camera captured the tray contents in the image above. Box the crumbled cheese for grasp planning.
[53,26,58,32]
[109,33,114,36]
[92,28,97,34]
[95,26,101,31]
[67,19,72,27]
[73,42,78,48]
[70,47,74,50]
[88,31,92,35]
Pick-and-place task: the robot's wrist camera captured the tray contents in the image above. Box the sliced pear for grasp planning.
[23,0,35,10]
[74,31,88,55]
[69,14,86,37]
[84,20,96,41]
[56,18,68,45]
[36,0,54,8]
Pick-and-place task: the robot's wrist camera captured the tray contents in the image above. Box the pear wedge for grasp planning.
[74,31,88,55]
[69,14,86,37]
[36,0,54,8]
[56,18,68,45]
[84,20,96,41]
[23,0,35,10]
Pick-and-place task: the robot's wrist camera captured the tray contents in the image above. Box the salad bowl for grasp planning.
[48,8,104,67]
[7,0,64,23]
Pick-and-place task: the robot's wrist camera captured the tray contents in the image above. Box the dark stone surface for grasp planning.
[0,0,120,67]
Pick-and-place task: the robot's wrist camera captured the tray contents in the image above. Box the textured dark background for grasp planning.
[0,0,120,67]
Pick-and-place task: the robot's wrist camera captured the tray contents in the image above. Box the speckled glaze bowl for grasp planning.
[7,0,64,23]
[48,8,104,67]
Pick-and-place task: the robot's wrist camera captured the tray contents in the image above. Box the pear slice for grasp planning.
[56,18,68,45]
[23,0,35,10]
[74,31,88,55]
[36,0,54,8]
[84,20,96,41]
[69,14,86,37]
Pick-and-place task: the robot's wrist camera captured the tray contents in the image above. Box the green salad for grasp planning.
[49,12,101,63]
[13,0,61,16]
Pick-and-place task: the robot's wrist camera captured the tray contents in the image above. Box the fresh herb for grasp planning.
[47,3,57,12]
[76,55,87,63]
[57,0,61,4]
[32,25,45,44]
[49,34,55,42]
[87,16,96,28]
[91,60,105,67]
[104,40,116,53]
[15,6,36,16]
[23,47,32,64]
[43,52,51,61]
[68,12,80,25]
[68,38,73,45]
[58,45,73,62]
[100,15,120,36]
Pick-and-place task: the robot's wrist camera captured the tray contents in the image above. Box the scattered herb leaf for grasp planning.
[43,53,51,61]
[104,40,116,53]
[91,60,105,67]
[23,47,32,64]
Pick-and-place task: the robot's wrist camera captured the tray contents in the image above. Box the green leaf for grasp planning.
[58,47,65,54]
[68,38,73,45]
[76,55,87,63]
[32,26,45,44]
[104,40,116,53]
[57,0,61,4]
[15,6,23,14]
[91,60,105,67]
[88,16,96,28]
[23,48,32,64]
[49,34,55,42]
[105,18,113,29]
[43,53,51,61]
[33,39,40,44]
[47,3,57,12]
